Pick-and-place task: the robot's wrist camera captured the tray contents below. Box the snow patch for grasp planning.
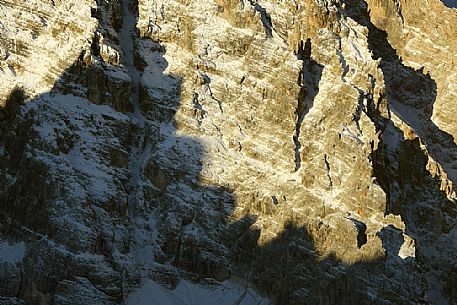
[0,241,26,264]
[126,280,270,305]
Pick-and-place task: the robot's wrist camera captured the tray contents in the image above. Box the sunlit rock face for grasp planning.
[0,0,456,304]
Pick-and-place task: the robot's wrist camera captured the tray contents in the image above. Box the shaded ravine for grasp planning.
[119,0,153,275]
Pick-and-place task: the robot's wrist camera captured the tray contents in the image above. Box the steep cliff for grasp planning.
[0,0,456,304]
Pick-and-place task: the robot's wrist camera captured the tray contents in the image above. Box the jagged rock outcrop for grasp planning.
[0,0,456,304]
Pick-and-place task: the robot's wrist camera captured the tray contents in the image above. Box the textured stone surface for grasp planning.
[0,0,456,304]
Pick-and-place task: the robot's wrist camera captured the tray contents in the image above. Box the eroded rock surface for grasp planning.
[0,0,456,304]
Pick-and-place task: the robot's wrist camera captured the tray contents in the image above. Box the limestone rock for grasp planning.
[0,0,456,304]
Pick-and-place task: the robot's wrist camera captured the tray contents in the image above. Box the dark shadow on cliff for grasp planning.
[225,216,425,305]
[340,1,457,303]
[0,1,260,304]
[0,1,236,304]
[442,0,457,8]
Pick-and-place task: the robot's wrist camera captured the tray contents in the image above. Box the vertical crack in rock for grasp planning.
[293,39,324,171]
[323,153,333,189]
[348,218,368,248]
[120,0,140,113]
[208,85,224,114]
[19,269,24,298]
[248,0,273,38]
[121,0,140,221]
[199,72,223,113]
[350,84,371,135]
[393,0,404,24]
[192,92,205,128]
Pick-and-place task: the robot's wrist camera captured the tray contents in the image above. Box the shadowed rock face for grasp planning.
[0,0,457,305]
[442,0,457,8]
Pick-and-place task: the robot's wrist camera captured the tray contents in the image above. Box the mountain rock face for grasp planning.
[0,0,456,304]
